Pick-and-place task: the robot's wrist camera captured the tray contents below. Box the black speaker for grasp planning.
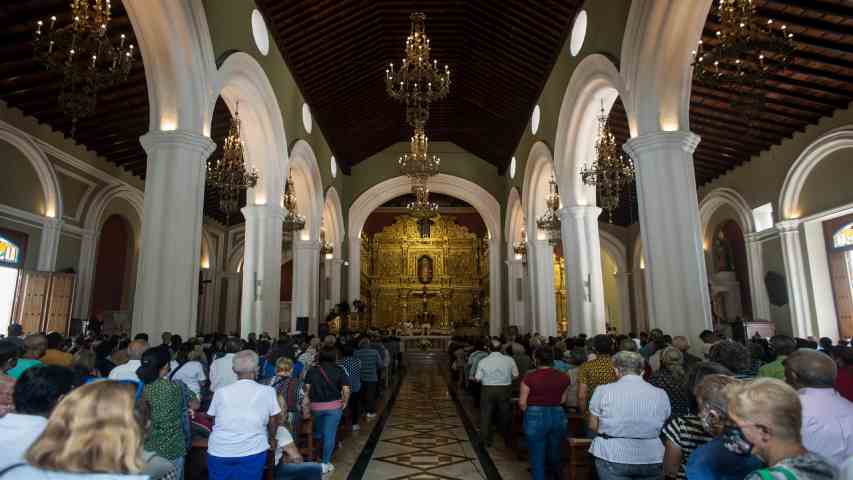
[764,271,788,307]
[296,317,308,333]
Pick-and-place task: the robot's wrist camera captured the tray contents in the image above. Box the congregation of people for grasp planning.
[449,328,853,480]
[0,324,400,480]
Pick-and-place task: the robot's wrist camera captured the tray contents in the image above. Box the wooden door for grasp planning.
[13,271,51,333]
[829,251,853,338]
[45,273,75,335]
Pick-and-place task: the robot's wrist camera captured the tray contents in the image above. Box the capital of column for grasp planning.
[776,220,801,235]
[79,227,97,241]
[293,239,322,252]
[623,130,701,158]
[43,216,63,231]
[559,205,603,223]
[140,129,216,157]
[241,204,284,221]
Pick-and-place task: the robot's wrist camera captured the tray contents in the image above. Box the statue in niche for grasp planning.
[713,230,735,272]
[417,255,434,284]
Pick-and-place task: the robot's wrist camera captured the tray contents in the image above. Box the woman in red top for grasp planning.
[519,346,571,480]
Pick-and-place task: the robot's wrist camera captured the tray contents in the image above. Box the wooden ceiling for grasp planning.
[255,0,583,173]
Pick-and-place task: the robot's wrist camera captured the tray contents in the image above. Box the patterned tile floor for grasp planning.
[360,368,491,480]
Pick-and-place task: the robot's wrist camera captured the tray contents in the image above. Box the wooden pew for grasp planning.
[564,438,595,480]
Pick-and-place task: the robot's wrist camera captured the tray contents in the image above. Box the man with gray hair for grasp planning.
[588,351,671,479]
[108,339,148,382]
[207,349,281,479]
[785,348,853,469]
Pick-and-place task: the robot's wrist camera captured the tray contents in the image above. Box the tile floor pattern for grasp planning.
[361,368,491,480]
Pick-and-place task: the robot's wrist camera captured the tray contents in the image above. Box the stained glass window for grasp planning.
[833,223,853,249]
[0,236,20,266]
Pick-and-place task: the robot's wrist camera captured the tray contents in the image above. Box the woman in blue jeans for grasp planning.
[519,347,572,480]
[303,345,351,472]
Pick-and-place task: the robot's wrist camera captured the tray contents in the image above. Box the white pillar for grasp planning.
[488,237,502,337]
[623,131,712,342]
[133,130,215,339]
[223,272,242,335]
[37,217,63,271]
[347,236,362,304]
[613,271,632,334]
[506,258,527,332]
[745,233,771,321]
[292,239,321,335]
[73,228,97,319]
[529,238,557,337]
[330,257,343,307]
[561,206,607,336]
[240,205,284,338]
[776,220,813,338]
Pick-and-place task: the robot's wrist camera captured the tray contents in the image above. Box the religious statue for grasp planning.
[713,230,734,272]
[417,255,434,284]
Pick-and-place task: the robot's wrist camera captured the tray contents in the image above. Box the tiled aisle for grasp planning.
[360,368,490,479]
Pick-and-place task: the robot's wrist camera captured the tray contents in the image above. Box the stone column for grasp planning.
[347,235,362,304]
[73,228,97,319]
[37,217,63,271]
[614,271,632,333]
[329,257,344,307]
[133,130,215,339]
[776,220,813,338]
[623,131,712,342]
[506,258,527,332]
[560,206,607,336]
[529,238,557,337]
[292,239,321,335]
[488,237,502,336]
[239,205,284,338]
[745,233,771,321]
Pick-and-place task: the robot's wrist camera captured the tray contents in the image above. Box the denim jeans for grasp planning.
[312,408,343,463]
[172,455,184,480]
[594,458,664,480]
[275,461,324,480]
[524,406,567,480]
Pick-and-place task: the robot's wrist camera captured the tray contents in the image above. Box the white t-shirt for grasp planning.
[0,413,48,469]
[108,360,142,382]
[273,425,295,465]
[207,379,281,458]
[170,361,207,396]
[209,354,238,392]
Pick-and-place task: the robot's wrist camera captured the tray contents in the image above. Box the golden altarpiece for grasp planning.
[359,215,489,334]
[554,252,568,335]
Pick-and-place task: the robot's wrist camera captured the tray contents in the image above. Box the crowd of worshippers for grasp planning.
[448,329,853,480]
[0,324,400,480]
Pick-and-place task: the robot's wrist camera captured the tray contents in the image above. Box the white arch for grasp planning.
[599,230,628,274]
[322,187,345,255]
[83,185,145,232]
[631,235,648,332]
[505,187,529,332]
[553,54,626,206]
[0,124,63,219]
[213,52,288,206]
[522,141,557,238]
[699,187,755,240]
[347,174,502,335]
[599,229,631,333]
[288,140,324,241]
[779,126,853,220]
[504,187,525,258]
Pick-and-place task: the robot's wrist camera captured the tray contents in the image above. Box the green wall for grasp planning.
[0,139,45,215]
[56,234,81,272]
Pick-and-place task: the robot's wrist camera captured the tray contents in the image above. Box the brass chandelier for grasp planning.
[385,12,451,129]
[580,103,636,223]
[33,0,135,136]
[206,108,260,221]
[398,127,441,180]
[408,178,439,239]
[691,0,795,111]
[282,171,306,237]
[513,229,528,265]
[536,174,562,246]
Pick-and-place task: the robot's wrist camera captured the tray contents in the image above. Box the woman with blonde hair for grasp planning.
[649,347,690,416]
[0,381,148,478]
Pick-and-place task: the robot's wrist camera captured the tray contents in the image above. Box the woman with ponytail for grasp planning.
[137,345,193,479]
[649,347,690,417]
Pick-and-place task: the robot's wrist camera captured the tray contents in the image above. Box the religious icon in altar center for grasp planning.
[417,255,434,284]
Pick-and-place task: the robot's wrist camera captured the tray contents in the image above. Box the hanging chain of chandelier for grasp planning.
[580,102,637,224]
[385,12,451,238]
[691,0,795,113]
[206,107,260,223]
[33,0,135,137]
[536,173,563,246]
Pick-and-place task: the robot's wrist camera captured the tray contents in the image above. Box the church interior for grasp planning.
[1,1,852,479]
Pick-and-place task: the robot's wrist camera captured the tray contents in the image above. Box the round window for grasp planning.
[570,10,588,57]
[302,103,313,134]
[251,10,270,56]
[531,104,541,135]
[509,156,517,179]
[330,156,337,179]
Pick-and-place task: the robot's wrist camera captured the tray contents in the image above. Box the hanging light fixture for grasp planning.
[206,107,260,222]
[408,179,439,239]
[33,0,135,136]
[282,170,306,238]
[536,173,562,246]
[580,102,636,223]
[385,12,451,129]
[398,126,441,180]
[691,0,795,112]
[513,229,528,265]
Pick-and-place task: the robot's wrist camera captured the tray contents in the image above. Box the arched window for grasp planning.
[833,223,853,250]
[0,236,21,266]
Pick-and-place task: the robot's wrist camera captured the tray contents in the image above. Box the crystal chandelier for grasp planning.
[513,229,528,265]
[691,0,795,111]
[385,12,451,129]
[580,102,636,223]
[282,171,306,237]
[536,174,562,246]
[398,127,441,181]
[408,179,439,239]
[33,0,135,136]
[206,108,260,222]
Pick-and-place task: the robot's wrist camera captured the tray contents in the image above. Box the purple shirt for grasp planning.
[800,387,853,469]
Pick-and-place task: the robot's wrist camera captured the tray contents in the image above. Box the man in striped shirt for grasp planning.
[355,337,384,419]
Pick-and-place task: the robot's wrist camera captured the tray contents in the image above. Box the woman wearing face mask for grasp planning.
[684,374,764,480]
[725,378,837,480]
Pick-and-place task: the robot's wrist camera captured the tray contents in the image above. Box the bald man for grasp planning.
[108,339,149,382]
[785,348,853,469]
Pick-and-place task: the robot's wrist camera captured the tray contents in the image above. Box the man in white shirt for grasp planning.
[108,339,148,382]
[0,365,75,469]
[785,348,853,469]
[475,339,519,447]
[589,351,670,479]
[210,338,242,391]
[207,350,281,480]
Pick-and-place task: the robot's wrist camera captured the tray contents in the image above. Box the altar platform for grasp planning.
[399,336,451,368]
